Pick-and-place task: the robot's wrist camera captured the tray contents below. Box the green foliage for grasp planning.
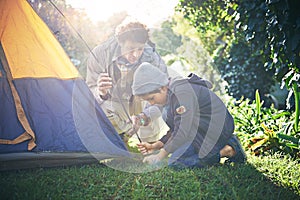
[151,20,183,56]
[228,93,300,157]
[152,15,228,98]
[176,0,236,55]
[235,0,300,78]
[214,39,276,100]
[176,0,278,101]
[282,69,300,131]
[235,0,300,132]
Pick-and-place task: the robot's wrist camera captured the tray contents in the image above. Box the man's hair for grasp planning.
[115,18,149,44]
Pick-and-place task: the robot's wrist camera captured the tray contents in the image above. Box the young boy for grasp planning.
[131,62,246,168]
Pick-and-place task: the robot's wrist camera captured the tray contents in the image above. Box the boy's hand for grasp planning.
[137,142,154,155]
[143,154,162,164]
[137,141,164,155]
[143,149,168,164]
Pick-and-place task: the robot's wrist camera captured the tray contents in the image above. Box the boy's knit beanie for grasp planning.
[132,62,168,95]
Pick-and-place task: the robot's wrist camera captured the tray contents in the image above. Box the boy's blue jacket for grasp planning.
[160,73,234,159]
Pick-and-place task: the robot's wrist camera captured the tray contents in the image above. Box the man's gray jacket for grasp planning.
[86,36,168,136]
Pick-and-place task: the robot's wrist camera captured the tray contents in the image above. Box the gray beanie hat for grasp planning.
[132,62,169,95]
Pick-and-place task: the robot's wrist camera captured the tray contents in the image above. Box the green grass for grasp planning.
[0,153,299,200]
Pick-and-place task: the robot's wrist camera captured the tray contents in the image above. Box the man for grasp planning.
[86,18,168,142]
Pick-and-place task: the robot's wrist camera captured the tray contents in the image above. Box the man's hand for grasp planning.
[97,73,112,96]
[125,115,141,138]
[131,115,141,127]
[126,112,149,138]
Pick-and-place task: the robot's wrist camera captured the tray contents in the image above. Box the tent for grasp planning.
[0,0,129,170]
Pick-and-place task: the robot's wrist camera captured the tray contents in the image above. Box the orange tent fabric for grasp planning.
[0,0,79,79]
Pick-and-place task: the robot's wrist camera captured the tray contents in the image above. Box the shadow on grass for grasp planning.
[189,162,300,199]
[101,158,300,199]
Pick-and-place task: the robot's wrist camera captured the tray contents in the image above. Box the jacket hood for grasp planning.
[169,73,213,91]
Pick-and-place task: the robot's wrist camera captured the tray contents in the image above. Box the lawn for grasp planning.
[0,152,299,200]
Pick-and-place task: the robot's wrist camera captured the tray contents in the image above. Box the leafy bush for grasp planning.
[228,90,300,157]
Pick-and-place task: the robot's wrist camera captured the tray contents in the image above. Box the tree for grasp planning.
[177,0,299,132]
[151,20,182,56]
[176,0,277,102]
[234,0,300,131]
[94,11,128,44]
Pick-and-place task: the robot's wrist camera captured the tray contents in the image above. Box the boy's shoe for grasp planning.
[227,135,247,163]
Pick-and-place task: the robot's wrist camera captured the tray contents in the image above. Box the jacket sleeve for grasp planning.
[142,103,163,121]
[142,45,168,76]
[159,130,172,144]
[150,49,168,76]
[163,85,200,153]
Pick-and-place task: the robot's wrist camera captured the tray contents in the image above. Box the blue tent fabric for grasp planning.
[0,64,29,153]
[0,59,128,156]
